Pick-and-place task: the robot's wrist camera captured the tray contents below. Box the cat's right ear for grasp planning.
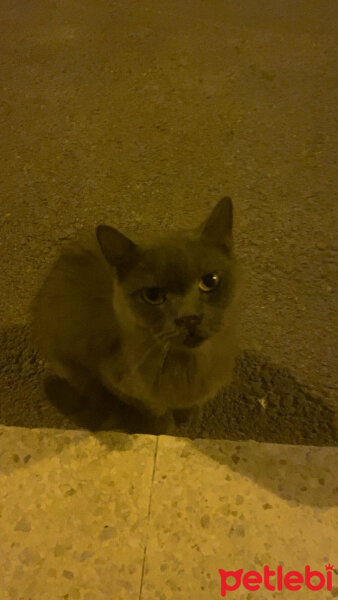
[96,225,139,275]
[200,196,233,253]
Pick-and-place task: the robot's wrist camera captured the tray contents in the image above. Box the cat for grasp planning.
[30,197,239,434]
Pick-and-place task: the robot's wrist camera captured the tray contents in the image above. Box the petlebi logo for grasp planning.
[218,563,334,596]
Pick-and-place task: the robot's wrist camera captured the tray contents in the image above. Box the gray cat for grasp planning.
[31,197,239,433]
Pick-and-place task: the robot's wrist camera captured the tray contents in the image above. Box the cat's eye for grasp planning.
[199,272,221,293]
[142,287,166,305]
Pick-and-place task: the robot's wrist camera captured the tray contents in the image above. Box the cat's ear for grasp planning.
[96,225,139,275]
[200,196,233,252]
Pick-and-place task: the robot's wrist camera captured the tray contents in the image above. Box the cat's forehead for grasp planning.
[127,237,231,293]
[141,244,192,293]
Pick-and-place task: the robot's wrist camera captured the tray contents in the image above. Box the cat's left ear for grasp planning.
[96,225,139,276]
[199,196,233,253]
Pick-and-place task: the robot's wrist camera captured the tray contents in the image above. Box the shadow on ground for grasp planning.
[0,325,336,446]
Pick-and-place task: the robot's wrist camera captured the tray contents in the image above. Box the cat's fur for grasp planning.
[31,197,239,431]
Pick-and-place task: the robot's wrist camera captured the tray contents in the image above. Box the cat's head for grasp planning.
[96,197,236,350]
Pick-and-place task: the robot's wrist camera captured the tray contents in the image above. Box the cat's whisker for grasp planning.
[154,341,170,390]
[128,331,175,378]
[154,330,177,344]
[153,330,169,341]
[128,340,159,375]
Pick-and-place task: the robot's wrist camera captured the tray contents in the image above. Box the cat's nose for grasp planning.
[175,314,203,329]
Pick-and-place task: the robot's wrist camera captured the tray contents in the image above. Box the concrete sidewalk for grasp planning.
[0,425,336,599]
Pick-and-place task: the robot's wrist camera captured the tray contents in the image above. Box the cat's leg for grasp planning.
[142,410,176,435]
[51,360,93,395]
[45,359,116,429]
[173,404,203,428]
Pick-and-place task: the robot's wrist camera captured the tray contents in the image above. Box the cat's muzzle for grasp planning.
[174,314,205,348]
[182,332,206,348]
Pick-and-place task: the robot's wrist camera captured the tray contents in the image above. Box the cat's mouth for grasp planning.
[182,332,206,348]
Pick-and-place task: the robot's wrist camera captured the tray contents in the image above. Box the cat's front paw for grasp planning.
[145,410,176,435]
[173,405,203,427]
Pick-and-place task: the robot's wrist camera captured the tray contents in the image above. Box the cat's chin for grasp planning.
[181,333,206,349]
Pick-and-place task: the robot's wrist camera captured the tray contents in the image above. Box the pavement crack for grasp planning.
[139,435,159,600]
